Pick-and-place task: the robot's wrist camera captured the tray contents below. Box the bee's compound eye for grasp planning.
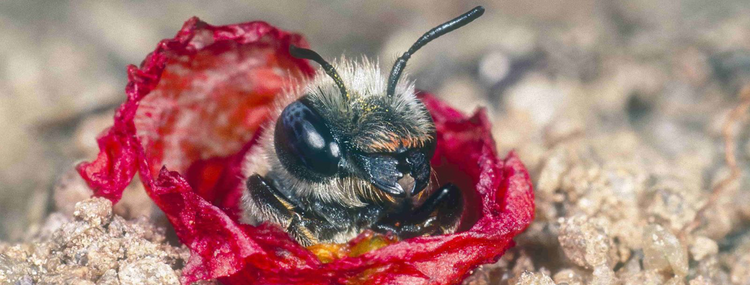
[275,100,341,180]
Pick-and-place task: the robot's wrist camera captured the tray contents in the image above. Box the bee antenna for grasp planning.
[386,6,485,97]
[290,45,349,100]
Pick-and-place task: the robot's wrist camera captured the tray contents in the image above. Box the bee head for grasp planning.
[273,7,484,200]
[274,57,435,198]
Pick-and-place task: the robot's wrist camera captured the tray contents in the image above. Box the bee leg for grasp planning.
[373,183,463,239]
[412,183,463,229]
[286,213,322,246]
[246,174,320,245]
[246,174,296,223]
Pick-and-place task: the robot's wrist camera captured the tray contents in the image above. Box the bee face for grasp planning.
[240,6,484,245]
[274,60,436,198]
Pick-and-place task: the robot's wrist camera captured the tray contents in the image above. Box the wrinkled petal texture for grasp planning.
[77,17,534,285]
[77,17,314,202]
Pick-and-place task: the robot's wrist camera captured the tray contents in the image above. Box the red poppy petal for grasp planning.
[77,17,313,203]
[76,125,139,202]
[77,16,534,285]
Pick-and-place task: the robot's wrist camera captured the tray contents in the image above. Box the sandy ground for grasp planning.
[1,1,750,284]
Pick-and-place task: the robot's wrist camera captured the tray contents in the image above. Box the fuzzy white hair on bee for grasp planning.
[239,6,485,246]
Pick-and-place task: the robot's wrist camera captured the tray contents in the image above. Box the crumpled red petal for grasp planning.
[77,17,534,285]
[77,17,314,202]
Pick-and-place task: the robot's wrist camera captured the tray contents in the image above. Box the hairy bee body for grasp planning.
[241,59,433,244]
[239,6,483,246]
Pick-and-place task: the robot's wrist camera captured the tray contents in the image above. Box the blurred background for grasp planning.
[1,2,750,281]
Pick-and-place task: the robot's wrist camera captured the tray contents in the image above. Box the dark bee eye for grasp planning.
[274,99,341,180]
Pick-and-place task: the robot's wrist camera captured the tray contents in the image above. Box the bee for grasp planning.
[240,7,484,246]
